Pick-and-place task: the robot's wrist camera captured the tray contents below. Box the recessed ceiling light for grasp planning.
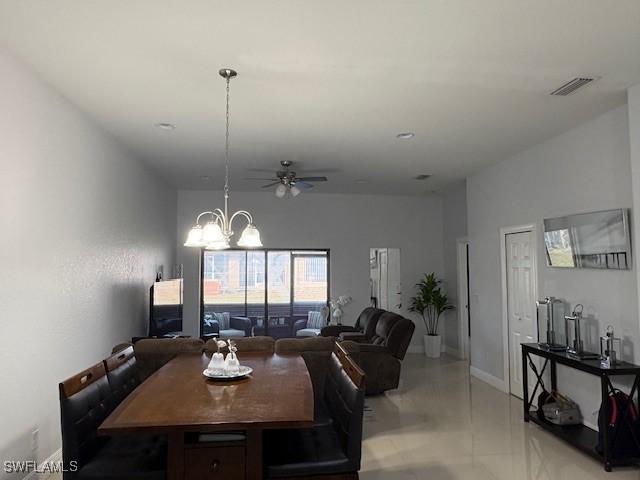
[201,175,211,180]
[154,122,176,131]
[396,132,415,139]
[414,174,431,180]
[355,179,367,184]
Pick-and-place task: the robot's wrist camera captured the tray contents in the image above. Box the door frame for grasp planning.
[500,224,539,395]
[456,238,470,361]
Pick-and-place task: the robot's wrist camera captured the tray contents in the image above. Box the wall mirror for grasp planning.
[370,248,402,313]
[543,208,631,270]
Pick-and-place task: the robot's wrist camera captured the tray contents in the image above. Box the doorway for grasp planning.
[501,226,538,399]
[457,239,470,361]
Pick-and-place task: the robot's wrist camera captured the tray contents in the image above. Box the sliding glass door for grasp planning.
[201,249,329,337]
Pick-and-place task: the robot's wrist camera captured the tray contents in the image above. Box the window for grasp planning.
[200,249,329,337]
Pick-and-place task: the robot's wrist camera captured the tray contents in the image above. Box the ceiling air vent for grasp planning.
[414,174,431,180]
[550,77,596,96]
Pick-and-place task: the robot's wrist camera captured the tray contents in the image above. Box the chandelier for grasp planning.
[184,68,263,250]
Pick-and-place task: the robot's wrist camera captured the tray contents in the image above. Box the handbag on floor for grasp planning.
[540,391,582,425]
[596,389,640,457]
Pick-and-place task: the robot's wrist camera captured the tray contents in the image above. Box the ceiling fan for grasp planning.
[247,161,328,198]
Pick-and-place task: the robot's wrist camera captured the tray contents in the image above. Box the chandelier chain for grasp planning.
[224,75,231,204]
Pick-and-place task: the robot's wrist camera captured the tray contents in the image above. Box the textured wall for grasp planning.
[176,190,444,350]
[0,52,176,471]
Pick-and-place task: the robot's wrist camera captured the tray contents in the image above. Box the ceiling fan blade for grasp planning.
[261,182,281,188]
[296,176,327,182]
[296,181,315,189]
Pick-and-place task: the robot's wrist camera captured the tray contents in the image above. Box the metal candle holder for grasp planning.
[536,296,566,351]
[564,304,599,360]
[600,325,620,368]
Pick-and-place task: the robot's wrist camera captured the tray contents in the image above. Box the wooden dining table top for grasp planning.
[99,352,314,434]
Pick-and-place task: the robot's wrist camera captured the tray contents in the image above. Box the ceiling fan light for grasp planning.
[290,185,301,197]
[184,225,205,247]
[275,184,287,198]
[237,224,263,248]
[202,221,225,243]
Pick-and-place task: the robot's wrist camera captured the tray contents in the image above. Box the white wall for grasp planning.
[0,51,176,474]
[176,190,444,350]
[441,181,467,353]
[467,104,637,427]
[629,85,640,315]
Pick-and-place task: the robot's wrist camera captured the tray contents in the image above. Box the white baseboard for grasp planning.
[23,448,62,480]
[470,366,508,393]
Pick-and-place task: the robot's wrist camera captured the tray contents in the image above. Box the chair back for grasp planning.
[104,346,139,405]
[59,362,113,475]
[133,338,204,380]
[370,312,402,345]
[204,336,275,355]
[324,348,365,470]
[354,307,385,338]
[386,318,416,360]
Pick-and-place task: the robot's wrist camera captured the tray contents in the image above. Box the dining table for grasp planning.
[99,351,314,480]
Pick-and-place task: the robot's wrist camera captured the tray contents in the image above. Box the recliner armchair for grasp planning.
[320,307,384,340]
[342,312,415,395]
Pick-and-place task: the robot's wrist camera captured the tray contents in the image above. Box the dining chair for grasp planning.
[204,336,275,355]
[104,346,140,406]
[59,362,166,480]
[263,344,365,479]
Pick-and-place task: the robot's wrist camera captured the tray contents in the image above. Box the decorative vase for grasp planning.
[424,334,441,358]
[224,352,240,375]
[208,352,225,375]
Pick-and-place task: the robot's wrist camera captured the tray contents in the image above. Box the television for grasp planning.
[149,278,183,335]
[543,208,631,270]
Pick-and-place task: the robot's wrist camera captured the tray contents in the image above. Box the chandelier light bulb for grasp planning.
[290,185,301,197]
[184,225,204,247]
[237,224,263,248]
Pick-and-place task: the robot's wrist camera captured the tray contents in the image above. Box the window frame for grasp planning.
[199,248,330,337]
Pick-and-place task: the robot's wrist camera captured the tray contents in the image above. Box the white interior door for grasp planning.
[378,250,388,310]
[506,231,536,399]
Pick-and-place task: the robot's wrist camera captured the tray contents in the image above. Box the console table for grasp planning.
[521,343,640,472]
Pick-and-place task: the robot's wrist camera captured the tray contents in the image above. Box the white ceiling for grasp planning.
[1,1,639,195]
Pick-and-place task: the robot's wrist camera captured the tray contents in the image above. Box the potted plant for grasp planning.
[409,273,454,358]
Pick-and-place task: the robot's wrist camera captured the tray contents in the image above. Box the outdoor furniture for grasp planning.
[204,312,253,338]
[294,307,330,337]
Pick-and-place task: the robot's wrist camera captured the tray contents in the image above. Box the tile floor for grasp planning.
[361,354,640,480]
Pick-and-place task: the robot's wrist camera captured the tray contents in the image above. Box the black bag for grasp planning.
[596,389,640,458]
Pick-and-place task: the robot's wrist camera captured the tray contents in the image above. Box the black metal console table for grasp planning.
[521,343,640,472]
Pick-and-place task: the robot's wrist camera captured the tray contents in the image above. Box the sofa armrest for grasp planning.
[339,332,369,343]
[231,316,252,337]
[320,325,358,337]
[293,318,307,335]
[356,343,391,355]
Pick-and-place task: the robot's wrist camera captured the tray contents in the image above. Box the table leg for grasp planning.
[246,429,263,480]
[522,349,529,422]
[550,360,557,392]
[168,432,185,480]
[601,376,611,472]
